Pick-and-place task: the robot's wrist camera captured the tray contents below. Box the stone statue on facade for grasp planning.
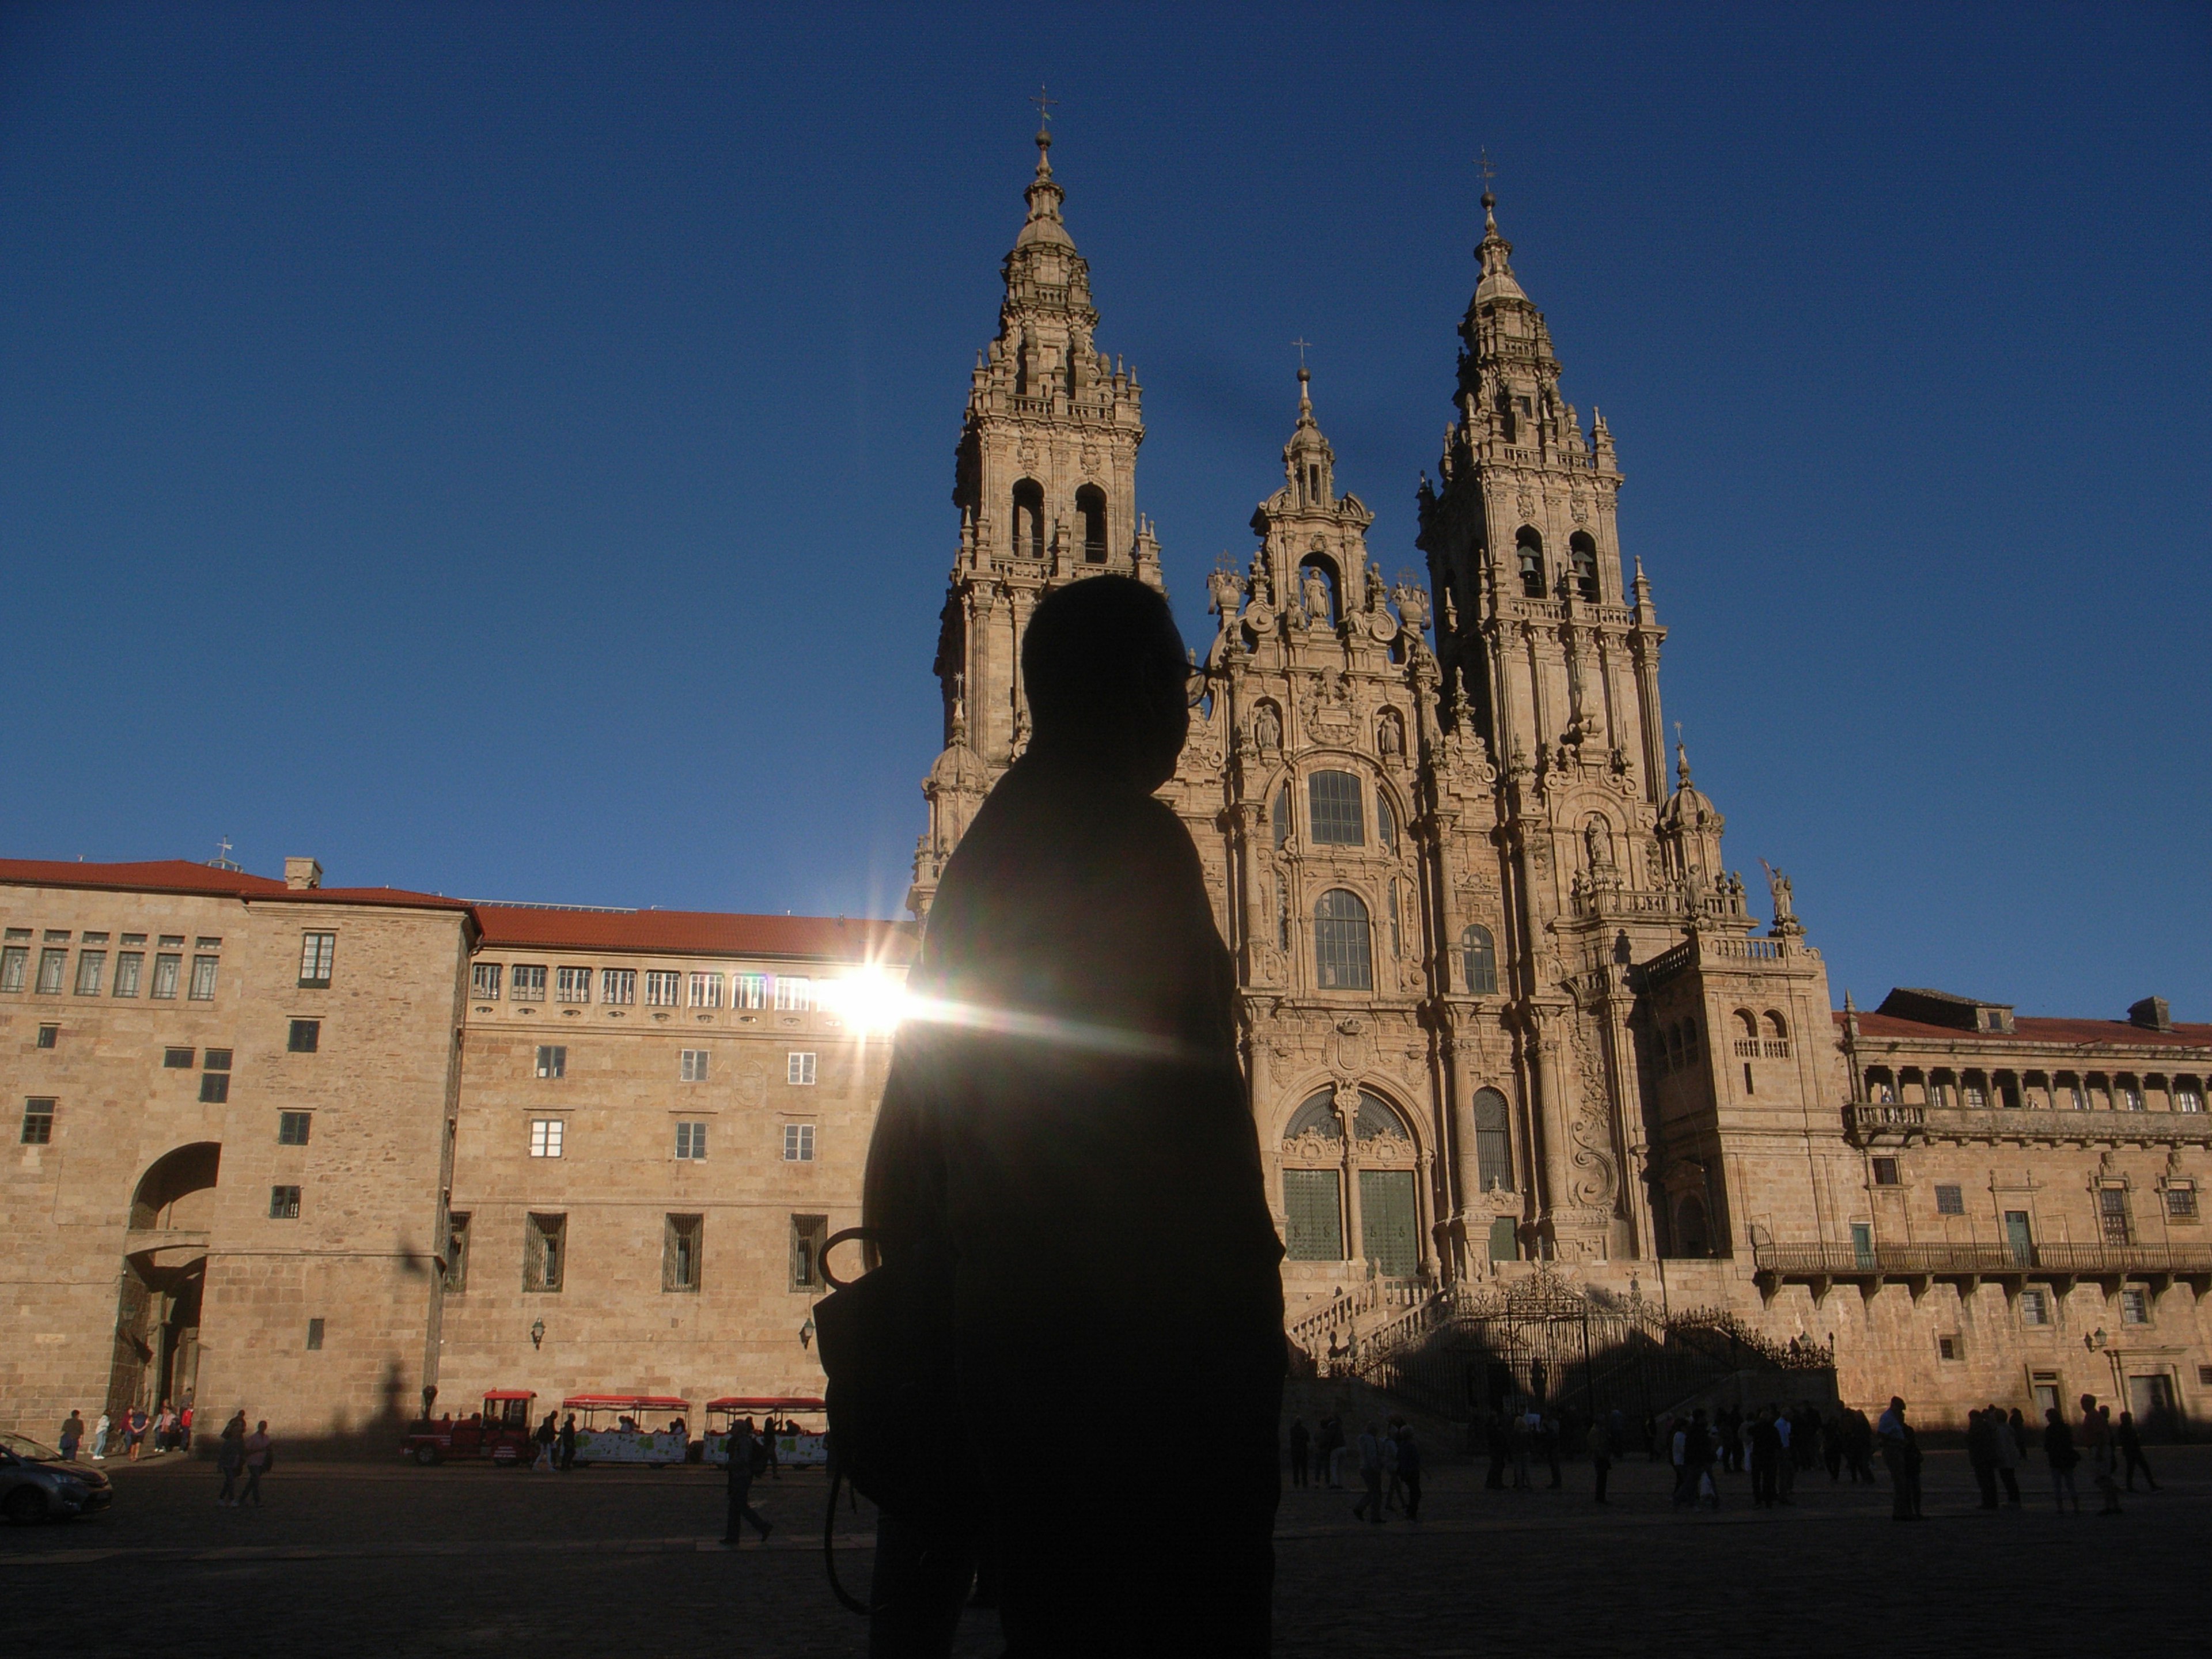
[1301,566,1332,627]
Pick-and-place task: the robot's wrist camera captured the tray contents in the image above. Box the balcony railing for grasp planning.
[1753,1240,2212,1283]
[1845,1100,2212,1148]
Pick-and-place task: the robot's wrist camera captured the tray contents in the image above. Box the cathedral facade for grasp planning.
[907,134,2212,1424]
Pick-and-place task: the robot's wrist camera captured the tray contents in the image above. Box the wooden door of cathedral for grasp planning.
[1359,1170,1418,1279]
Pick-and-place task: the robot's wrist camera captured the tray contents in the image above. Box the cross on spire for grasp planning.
[1031,85,1059,135]
[1476,146,1495,200]
[1291,337,1311,369]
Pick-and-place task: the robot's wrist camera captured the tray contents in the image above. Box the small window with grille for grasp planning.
[298,931,335,988]
[1934,1184,1964,1215]
[21,1098,55,1145]
[269,1185,301,1220]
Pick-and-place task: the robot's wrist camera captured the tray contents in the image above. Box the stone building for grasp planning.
[3,137,2206,1441]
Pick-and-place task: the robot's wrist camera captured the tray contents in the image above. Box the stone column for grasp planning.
[1336,1084,1365,1268]
[1417,1147,1441,1278]
[1527,1006,1574,1244]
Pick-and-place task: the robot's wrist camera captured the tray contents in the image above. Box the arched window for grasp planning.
[1386,880,1402,957]
[1012,478,1046,562]
[1472,1088,1513,1194]
[1313,890,1373,990]
[1516,528,1545,598]
[1308,770,1364,845]
[1734,1009,1758,1041]
[1763,1010,1788,1040]
[1283,1093,1345,1141]
[1273,783,1292,850]
[1376,789,1396,852]
[1569,531,1599,600]
[1075,484,1107,564]
[1461,924,1498,995]
[1355,1091,1410,1141]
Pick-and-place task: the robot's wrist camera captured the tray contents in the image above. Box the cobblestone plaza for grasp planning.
[4,1442,2205,1657]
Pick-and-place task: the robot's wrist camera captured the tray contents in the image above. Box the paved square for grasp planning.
[3,1444,2203,1657]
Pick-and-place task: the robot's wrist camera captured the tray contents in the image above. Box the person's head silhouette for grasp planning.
[1021,574,1188,790]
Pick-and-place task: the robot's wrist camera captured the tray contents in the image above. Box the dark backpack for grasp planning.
[747,1439,768,1478]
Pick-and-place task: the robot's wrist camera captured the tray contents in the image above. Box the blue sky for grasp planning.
[3,3,2207,1019]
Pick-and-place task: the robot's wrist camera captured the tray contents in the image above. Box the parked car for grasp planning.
[0,1434,114,1522]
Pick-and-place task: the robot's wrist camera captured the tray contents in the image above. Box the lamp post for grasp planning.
[531,1319,546,1351]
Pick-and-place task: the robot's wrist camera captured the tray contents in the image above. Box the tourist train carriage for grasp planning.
[402,1389,538,1465]
[702,1396,828,1467]
[562,1394,692,1465]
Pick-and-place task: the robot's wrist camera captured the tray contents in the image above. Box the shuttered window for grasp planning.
[1359,1170,1419,1278]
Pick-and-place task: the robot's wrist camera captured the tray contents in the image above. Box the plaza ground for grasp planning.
[2,1441,2205,1657]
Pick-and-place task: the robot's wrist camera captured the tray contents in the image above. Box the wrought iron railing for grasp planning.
[1752,1240,2212,1279]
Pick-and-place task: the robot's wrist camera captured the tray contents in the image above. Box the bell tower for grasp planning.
[910,125,1161,917]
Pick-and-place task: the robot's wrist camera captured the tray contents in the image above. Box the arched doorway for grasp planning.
[1277,1088,1425,1280]
[113,1143,220,1419]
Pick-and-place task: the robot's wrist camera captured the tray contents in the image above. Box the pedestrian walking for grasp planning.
[1877,1397,1917,1521]
[2043,1406,2080,1512]
[1586,1419,1612,1504]
[2116,1411,2159,1491]
[1395,1423,1423,1522]
[558,1412,578,1472]
[2082,1398,2121,1514]
[1965,1408,2000,1510]
[1483,1411,1508,1490]
[56,1411,82,1461]
[722,1418,773,1546]
[1774,1407,1797,1503]
[1381,1418,1404,1512]
[91,1411,111,1461]
[1508,1412,1533,1491]
[1320,1414,1346,1488]
[532,1411,556,1472]
[1351,1422,1386,1523]
[1987,1402,2022,1507]
[179,1401,194,1452]
[1748,1408,1781,1509]
[216,1413,247,1506]
[1669,1414,1694,1509]
[239,1420,272,1508]
[1287,1418,1309,1488]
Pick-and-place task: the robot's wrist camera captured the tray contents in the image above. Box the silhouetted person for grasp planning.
[1287,1417,1309,1488]
[863,575,1285,1657]
[2116,1410,2158,1491]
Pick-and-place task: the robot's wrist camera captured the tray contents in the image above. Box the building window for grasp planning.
[20,1098,55,1145]
[112,950,142,997]
[1516,528,1545,597]
[1472,1088,1513,1194]
[1281,1169,1344,1262]
[790,1213,828,1290]
[643,969,680,1007]
[1963,1083,1986,1109]
[510,964,547,1003]
[524,1213,566,1291]
[529,1118,565,1158]
[1937,1335,1960,1361]
[163,1047,194,1069]
[688,971,723,1009]
[1569,531,1600,600]
[35,948,67,994]
[1313,889,1374,991]
[555,967,592,1003]
[287,1018,320,1054]
[1387,881,1402,957]
[2120,1286,2150,1325]
[472,962,503,1000]
[1376,790,1396,852]
[2020,1289,2051,1327]
[36,1024,58,1050]
[662,1213,704,1291]
[1307,770,1365,846]
[1934,1184,1964,1216]
[679,1049,709,1083]
[2166,1184,2198,1221]
[188,955,219,1001]
[73,950,106,996]
[305,1317,325,1351]
[600,968,636,1005]
[2099,1186,2132,1245]
[735,973,767,1010]
[298,931,335,988]
[269,1185,301,1220]
[2177,1086,2203,1113]
[148,953,180,999]
[535,1045,566,1080]
[783,1122,816,1162]
[1461,925,1498,995]
[1274,785,1292,850]
[278,1111,312,1145]
[2120,1084,2143,1112]
[444,1212,471,1291]
[0,943,25,991]
[774,976,813,1012]
[675,1120,708,1160]
[787,1051,817,1086]
[1872,1157,1900,1187]
[199,1050,232,1104]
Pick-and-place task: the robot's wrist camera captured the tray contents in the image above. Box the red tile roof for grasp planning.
[472,904,914,964]
[0,858,468,911]
[0,857,912,963]
[1835,1009,2212,1050]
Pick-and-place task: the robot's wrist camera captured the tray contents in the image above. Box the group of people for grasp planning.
[2036,1395,2158,1516]
[211,1414,274,1506]
[53,1399,194,1462]
[1286,1416,1424,1522]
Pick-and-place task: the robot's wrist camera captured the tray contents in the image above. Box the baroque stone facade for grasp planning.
[4,141,2207,1441]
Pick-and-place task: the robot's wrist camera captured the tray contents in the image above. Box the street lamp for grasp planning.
[2084,1327,2107,1351]
[531,1318,546,1350]
[798,1314,815,1350]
